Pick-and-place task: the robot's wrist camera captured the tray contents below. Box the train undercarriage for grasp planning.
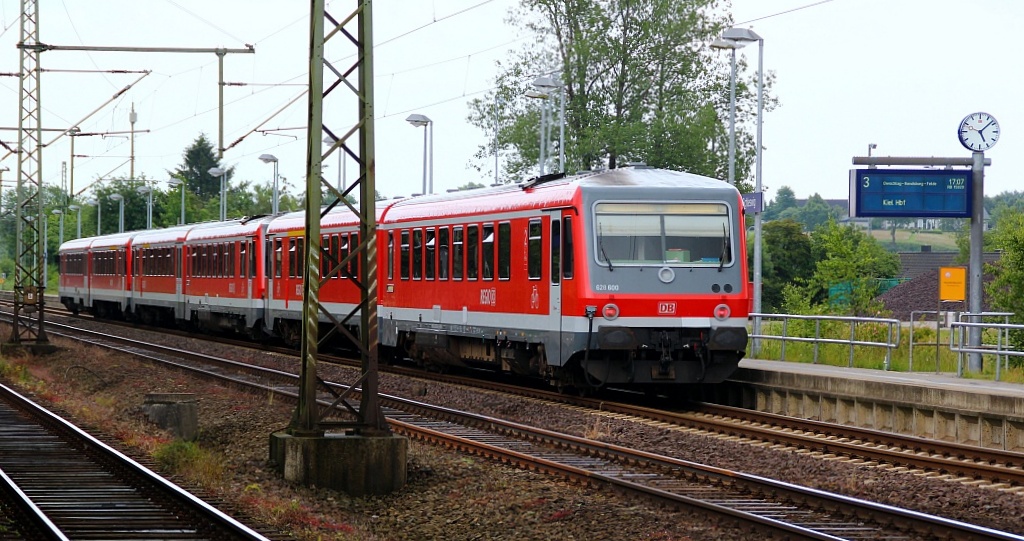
[386,325,747,394]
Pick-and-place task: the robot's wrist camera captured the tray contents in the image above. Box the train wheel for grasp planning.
[277,320,301,349]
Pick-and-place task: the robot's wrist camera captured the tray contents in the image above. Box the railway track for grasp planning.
[406,371,1024,493]
[14,314,1024,541]
[0,381,275,541]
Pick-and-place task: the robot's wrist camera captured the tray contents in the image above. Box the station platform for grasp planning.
[697,358,1024,452]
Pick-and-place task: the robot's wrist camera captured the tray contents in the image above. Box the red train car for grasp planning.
[263,207,383,347]
[378,166,750,392]
[181,217,271,337]
[59,166,750,393]
[59,231,135,318]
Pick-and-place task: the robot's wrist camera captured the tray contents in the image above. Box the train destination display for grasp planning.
[848,168,971,218]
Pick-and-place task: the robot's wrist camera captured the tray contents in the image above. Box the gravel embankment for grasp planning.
[3,321,1022,540]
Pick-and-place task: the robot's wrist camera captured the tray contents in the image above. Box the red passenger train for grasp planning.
[59,166,750,392]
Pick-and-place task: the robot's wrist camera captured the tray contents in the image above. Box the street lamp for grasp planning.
[68,204,81,239]
[720,26,765,354]
[87,199,100,235]
[533,75,565,173]
[168,178,185,225]
[52,209,64,247]
[137,185,153,229]
[711,36,750,186]
[258,154,280,215]
[109,193,124,233]
[208,167,227,221]
[524,90,550,175]
[322,135,346,193]
[405,114,433,195]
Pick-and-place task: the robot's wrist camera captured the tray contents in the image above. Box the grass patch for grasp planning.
[152,440,225,483]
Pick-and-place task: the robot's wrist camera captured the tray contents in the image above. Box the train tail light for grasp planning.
[714,304,731,321]
[602,303,620,320]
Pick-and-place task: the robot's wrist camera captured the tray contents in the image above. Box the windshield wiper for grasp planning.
[718,223,730,273]
[598,224,614,272]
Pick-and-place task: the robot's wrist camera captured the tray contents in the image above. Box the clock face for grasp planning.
[958,112,1000,152]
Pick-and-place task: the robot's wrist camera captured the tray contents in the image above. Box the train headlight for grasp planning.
[602,303,620,320]
[714,304,731,321]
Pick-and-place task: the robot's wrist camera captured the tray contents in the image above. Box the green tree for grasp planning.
[759,219,813,312]
[787,194,837,232]
[801,220,900,315]
[466,0,775,184]
[171,134,233,200]
[762,185,797,221]
[985,209,1024,354]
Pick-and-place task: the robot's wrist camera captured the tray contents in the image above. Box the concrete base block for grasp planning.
[269,431,408,496]
[143,393,198,441]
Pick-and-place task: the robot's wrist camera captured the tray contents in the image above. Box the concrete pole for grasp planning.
[752,38,764,354]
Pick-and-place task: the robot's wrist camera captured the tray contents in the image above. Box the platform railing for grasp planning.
[949,313,1018,381]
[748,313,901,370]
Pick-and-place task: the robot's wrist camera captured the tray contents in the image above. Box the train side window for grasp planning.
[249,241,256,279]
[412,229,423,280]
[331,234,341,278]
[452,226,463,280]
[551,220,560,285]
[400,230,410,280]
[338,234,349,278]
[438,227,449,280]
[481,224,494,280]
[350,233,359,277]
[425,228,435,280]
[467,225,479,280]
[387,231,394,280]
[228,242,236,278]
[528,218,542,280]
[240,242,248,278]
[296,238,305,279]
[562,216,574,279]
[274,239,283,278]
[288,239,297,278]
[498,222,511,280]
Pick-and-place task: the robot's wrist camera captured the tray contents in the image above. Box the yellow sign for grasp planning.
[939,266,966,301]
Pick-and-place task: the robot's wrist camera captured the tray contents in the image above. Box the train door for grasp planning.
[546,210,563,363]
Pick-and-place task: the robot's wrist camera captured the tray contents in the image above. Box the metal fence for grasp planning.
[748,313,902,370]
[949,313,1018,381]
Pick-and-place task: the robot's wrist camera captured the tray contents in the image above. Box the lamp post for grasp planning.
[258,154,280,215]
[68,204,81,239]
[208,167,227,221]
[405,114,433,195]
[168,178,185,225]
[720,26,764,354]
[533,75,565,173]
[88,199,100,236]
[322,135,346,193]
[524,90,550,175]
[109,193,124,233]
[711,37,750,186]
[52,209,64,247]
[137,185,153,229]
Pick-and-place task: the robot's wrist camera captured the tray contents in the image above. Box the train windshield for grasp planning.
[593,202,731,267]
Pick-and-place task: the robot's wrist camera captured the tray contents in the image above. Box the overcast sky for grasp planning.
[0,0,1020,207]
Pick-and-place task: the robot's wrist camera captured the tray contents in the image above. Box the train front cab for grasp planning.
[554,171,750,391]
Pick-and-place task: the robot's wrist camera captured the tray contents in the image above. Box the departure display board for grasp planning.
[848,168,972,218]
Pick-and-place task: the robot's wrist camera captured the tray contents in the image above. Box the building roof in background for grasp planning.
[897,251,1001,280]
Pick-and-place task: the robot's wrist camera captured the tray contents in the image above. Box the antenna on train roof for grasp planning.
[520,171,566,190]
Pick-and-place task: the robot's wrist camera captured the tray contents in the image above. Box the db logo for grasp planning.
[658,302,676,315]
